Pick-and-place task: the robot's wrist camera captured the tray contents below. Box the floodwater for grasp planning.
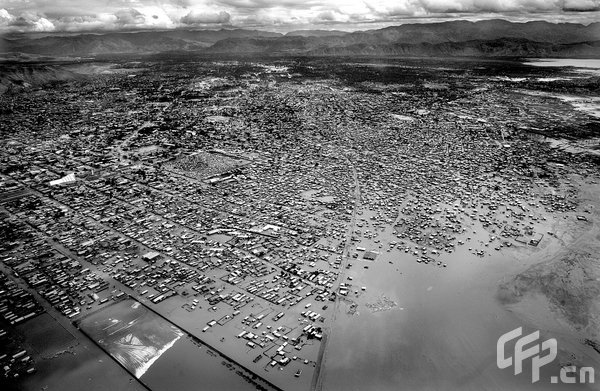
[18,312,145,391]
[78,299,183,378]
[524,59,600,76]
[77,299,256,391]
[518,89,600,119]
[140,336,257,391]
[320,209,600,390]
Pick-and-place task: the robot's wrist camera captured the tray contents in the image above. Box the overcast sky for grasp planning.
[0,0,599,33]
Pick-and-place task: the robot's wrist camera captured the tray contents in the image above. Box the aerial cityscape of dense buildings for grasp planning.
[1,25,600,391]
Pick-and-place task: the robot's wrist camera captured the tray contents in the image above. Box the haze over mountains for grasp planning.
[1,19,599,58]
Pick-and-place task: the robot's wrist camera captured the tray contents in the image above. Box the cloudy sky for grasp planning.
[0,0,599,33]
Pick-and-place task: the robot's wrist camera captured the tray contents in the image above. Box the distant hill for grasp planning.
[306,39,600,58]
[206,36,316,54]
[1,29,283,56]
[285,30,348,37]
[2,20,600,58]
[0,64,85,94]
[353,20,600,45]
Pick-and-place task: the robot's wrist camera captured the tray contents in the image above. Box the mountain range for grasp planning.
[1,20,599,58]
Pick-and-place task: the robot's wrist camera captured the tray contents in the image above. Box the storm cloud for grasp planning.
[0,0,598,33]
[181,10,231,25]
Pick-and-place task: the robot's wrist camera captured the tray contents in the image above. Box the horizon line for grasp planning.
[2,17,599,37]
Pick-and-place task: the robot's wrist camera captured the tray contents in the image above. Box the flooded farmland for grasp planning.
[76,299,258,391]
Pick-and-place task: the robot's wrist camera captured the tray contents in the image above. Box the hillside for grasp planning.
[1,29,283,56]
[2,20,600,58]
